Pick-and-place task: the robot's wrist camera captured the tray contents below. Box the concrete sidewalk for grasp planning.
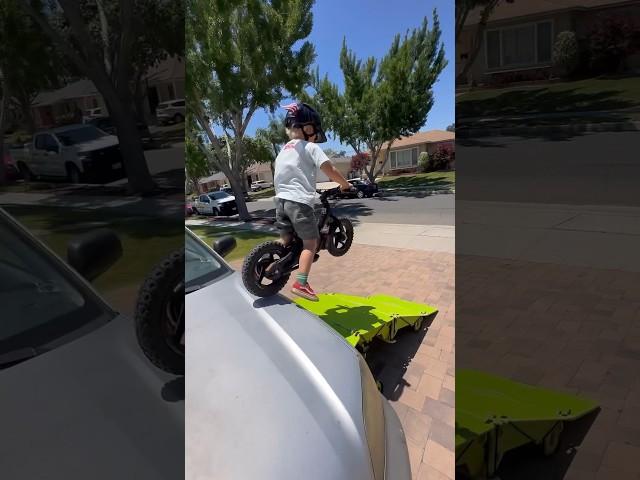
[458,201,640,272]
[186,217,455,254]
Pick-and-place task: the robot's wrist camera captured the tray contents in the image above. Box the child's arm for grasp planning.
[320,161,351,191]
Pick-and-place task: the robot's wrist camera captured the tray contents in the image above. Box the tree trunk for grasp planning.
[232,134,251,221]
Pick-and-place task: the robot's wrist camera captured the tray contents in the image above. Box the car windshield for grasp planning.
[209,191,230,200]
[185,230,230,292]
[55,126,108,146]
[0,211,113,367]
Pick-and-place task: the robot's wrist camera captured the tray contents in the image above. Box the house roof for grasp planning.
[145,56,185,84]
[199,172,227,184]
[465,0,633,26]
[381,130,455,150]
[32,79,99,107]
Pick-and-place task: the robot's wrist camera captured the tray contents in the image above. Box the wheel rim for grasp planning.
[330,223,349,251]
[162,279,185,356]
[357,191,364,198]
[253,250,286,287]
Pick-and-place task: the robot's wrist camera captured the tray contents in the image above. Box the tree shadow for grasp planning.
[378,174,455,190]
[458,87,635,119]
[364,312,438,400]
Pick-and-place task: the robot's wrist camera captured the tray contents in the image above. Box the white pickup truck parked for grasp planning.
[11,124,125,183]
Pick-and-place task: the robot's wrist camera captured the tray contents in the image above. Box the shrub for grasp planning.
[552,31,580,78]
[426,145,454,171]
[588,15,637,74]
[418,152,429,173]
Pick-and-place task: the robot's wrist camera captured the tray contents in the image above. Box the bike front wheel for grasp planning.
[327,218,354,257]
[242,241,291,297]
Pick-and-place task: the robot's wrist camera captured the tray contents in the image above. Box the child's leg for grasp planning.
[296,238,318,284]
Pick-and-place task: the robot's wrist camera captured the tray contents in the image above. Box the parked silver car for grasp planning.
[156,99,185,125]
[0,209,183,479]
[185,228,411,480]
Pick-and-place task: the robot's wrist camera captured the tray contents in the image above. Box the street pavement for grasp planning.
[457,131,639,206]
[249,193,455,226]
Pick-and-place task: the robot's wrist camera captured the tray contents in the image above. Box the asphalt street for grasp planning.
[246,193,455,226]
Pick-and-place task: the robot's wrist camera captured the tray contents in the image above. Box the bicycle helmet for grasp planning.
[282,102,327,143]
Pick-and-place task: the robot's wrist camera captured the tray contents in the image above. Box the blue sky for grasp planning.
[245,0,455,154]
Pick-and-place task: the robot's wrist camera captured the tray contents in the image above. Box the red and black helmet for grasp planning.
[282,102,327,143]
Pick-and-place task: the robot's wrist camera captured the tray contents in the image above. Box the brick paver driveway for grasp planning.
[231,242,455,479]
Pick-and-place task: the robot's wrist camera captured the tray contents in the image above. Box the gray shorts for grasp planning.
[275,198,319,240]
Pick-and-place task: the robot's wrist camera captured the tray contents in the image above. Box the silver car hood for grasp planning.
[75,135,119,153]
[186,272,374,480]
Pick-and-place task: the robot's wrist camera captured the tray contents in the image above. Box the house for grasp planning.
[31,56,185,129]
[245,162,274,185]
[456,0,640,86]
[198,172,228,193]
[31,79,105,129]
[375,130,455,175]
[145,56,185,116]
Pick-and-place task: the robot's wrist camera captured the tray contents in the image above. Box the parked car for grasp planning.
[185,227,412,480]
[11,124,124,183]
[87,116,152,144]
[82,107,105,123]
[0,208,183,479]
[221,186,251,202]
[156,99,185,125]
[334,178,379,199]
[250,179,273,191]
[193,191,238,216]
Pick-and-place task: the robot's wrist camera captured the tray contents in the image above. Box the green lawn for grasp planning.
[5,206,182,294]
[457,77,640,118]
[377,171,455,189]
[189,225,277,262]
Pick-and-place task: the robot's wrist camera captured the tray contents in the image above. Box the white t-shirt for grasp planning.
[274,139,330,207]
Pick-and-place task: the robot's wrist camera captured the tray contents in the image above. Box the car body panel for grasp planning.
[186,272,376,480]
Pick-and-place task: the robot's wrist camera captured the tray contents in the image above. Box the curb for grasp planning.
[456,120,640,138]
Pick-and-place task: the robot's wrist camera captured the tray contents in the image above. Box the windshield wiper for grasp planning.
[0,347,40,368]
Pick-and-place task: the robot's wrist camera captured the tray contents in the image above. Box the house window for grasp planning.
[486,20,553,69]
[390,148,418,170]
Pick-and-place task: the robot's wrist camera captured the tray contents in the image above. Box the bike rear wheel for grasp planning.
[242,241,291,297]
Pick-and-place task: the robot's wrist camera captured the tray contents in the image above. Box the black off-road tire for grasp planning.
[242,241,291,297]
[66,163,82,184]
[135,250,185,375]
[327,218,354,257]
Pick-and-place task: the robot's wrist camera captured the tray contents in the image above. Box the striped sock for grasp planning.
[296,273,308,285]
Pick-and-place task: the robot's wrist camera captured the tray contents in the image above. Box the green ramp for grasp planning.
[294,293,438,351]
[456,369,599,479]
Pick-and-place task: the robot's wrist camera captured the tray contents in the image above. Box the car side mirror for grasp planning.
[213,235,236,258]
[67,229,122,281]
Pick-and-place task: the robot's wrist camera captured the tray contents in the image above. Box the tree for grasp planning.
[306,11,446,183]
[256,115,288,177]
[552,31,580,78]
[20,0,184,194]
[187,0,315,221]
[324,148,346,158]
[446,123,455,132]
[350,152,370,177]
[455,0,513,84]
[185,137,211,194]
